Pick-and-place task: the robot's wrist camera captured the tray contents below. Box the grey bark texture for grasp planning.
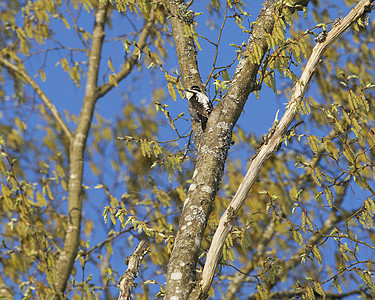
[164,1,311,299]
[118,241,149,300]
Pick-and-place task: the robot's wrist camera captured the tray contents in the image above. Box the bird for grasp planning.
[184,85,213,131]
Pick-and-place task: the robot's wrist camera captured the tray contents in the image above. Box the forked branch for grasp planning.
[54,1,108,294]
[96,8,156,99]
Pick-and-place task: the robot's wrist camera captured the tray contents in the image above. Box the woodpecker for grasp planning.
[184,85,213,131]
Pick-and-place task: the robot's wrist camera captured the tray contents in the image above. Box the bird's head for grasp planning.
[189,85,202,92]
[184,85,201,99]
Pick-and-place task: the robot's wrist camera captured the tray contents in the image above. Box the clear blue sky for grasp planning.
[3,0,371,298]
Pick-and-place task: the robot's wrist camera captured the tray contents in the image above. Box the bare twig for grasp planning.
[63,0,89,49]
[0,56,73,141]
[199,0,374,296]
[205,2,229,86]
[253,287,370,299]
[96,9,156,99]
[118,240,150,300]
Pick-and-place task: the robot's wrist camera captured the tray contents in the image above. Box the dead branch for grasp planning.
[198,0,374,297]
[118,240,150,300]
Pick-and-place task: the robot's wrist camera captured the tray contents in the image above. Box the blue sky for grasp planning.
[2,0,374,298]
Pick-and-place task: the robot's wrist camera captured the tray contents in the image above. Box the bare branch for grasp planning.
[54,1,108,295]
[63,0,90,50]
[199,0,374,296]
[204,2,229,86]
[117,240,150,300]
[253,287,370,299]
[225,167,347,298]
[96,9,156,99]
[0,56,73,141]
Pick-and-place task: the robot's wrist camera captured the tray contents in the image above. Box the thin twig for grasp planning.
[0,56,73,141]
[63,0,89,49]
[205,3,229,86]
[96,8,156,99]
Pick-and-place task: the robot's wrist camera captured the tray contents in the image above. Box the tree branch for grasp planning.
[163,0,207,144]
[165,1,311,299]
[225,149,347,298]
[204,2,229,86]
[54,1,108,295]
[0,56,73,141]
[255,287,370,299]
[95,9,155,99]
[225,219,277,298]
[0,273,13,299]
[117,240,150,300]
[225,114,347,298]
[199,0,374,297]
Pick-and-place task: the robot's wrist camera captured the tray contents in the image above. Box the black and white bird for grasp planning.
[184,85,213,131]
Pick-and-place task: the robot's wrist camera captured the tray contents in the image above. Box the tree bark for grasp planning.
[54,3,157,295]
[54,1,108,294]
[118,240,149,300]
[165,1,311,299]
